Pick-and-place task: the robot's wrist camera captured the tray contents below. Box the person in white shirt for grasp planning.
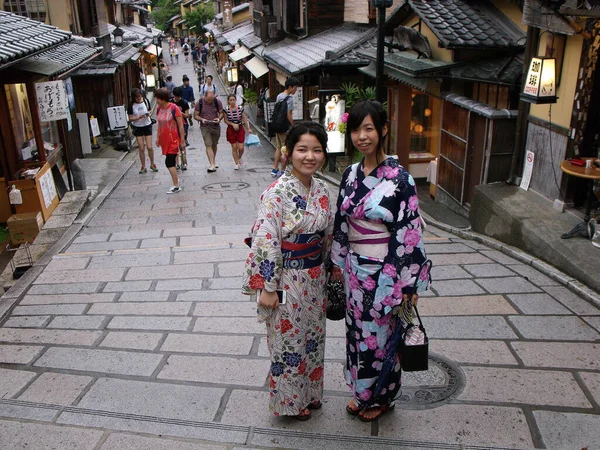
[200,75,218,97]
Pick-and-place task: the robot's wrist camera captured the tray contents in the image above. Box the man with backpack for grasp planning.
[200,75,218,97]
[194,90,223,173]
[180,75,195,127]
[269,77,299,177]
[183,42,190,62]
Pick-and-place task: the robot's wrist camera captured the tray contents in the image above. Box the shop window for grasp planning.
[5,84,37,163]
[410,89,440,157]
[4,0,47,22]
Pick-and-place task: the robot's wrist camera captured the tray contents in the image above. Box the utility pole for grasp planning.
[373,0,392,102]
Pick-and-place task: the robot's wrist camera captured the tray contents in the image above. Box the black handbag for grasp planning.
[326,278,346,321]
[399,260,432,372]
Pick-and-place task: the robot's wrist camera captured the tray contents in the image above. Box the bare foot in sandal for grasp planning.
[294,408,312,421]
[358,404,395,422]
[346,399,361,416]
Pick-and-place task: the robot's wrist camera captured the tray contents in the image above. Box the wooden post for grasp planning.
[395,83,411,169]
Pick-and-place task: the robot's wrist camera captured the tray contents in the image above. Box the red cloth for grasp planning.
[156,103,182,155]
[226,125,246,144]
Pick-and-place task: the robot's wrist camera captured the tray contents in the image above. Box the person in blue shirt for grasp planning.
[180,75,195,127]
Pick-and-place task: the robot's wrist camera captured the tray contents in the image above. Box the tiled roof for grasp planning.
[442,92,517,119]
[12,39,101,76]
[70,64,118,77]
[167,14,182,24]
[0,10,71,69]
[111,44,141,64]
[107,23,161,46]
[221,22,253,46]
[215,2,250,19]
[263,25,373,75]
[239,33,263,50]
[444,54,524,85]
[409,0,525,49]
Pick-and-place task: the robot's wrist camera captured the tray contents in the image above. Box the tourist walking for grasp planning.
[330,100,430,422]
[172,86,191,170]
[180,76,195,127]
[194,90,223,173]
[154,88,185,194]
[127,88,158,174]
[222,94,251,170]
[164,76,175,96]
[242,122,332,421]
[271,77,299,177]
[200,74,218,97]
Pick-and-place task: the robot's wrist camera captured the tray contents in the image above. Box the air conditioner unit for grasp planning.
[267,22,278,39]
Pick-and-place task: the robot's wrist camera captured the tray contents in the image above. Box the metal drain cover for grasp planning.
[246,168,274,173]
[202,182,250,192]
[396,354,463,409]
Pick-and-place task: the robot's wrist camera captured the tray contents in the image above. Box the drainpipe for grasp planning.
[509,25,539,184]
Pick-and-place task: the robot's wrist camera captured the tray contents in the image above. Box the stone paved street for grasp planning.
[0,58,599,450]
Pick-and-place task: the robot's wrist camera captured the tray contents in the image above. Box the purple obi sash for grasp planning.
[281,231,324,270]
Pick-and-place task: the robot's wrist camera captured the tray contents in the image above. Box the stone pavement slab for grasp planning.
[420,295,518,316]
[110,230,162,241]
[126,263,213,280]
[47,316,106,329]
[377,404,534,448]
[108,316,191,331]
[77,378,225,422]
[0,328,102,345]
[506,263,560,286]
[429,265,472,280]
[462,263,516,278]
[66,241,140,253]
[119,291,170,302]
[17,372,93,405]
[89,301,192,316]
[192,302,255,317]
[177,290,249,302]
[585,315,600,332]
[544,286,600,315]
[98,433,227,450]
[508,315,599,340]
[0,368,36,398]
[579,372,600,406]
[0,420,103,450]
[27,282,100,294]
[34,268,125,284]
[155,279,205,290]
[158,355,269,386]
[507,293,573,314]
[88,251,171,268]
[430,340,519,365]
[45,257,90,271]
[99,331,163,350]
[425,316,518,339]
[20,293,116,305]
[534,411,600,449]
[429,252,493,266]
[4,315,51,328]
[475,277,542,294]
[34,347,163,376]
[206,277,244,290]
[511,342,600,369]
[12,304,88,316]
[162,227,213,237]
[0,344,44,364]
[193,317,265,334]
[460,367,591,407]
[103,281,152,292]
[430,279,485,296]
[161,333,254,355]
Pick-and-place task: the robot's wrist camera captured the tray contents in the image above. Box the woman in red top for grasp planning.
[155,88,186,194]
[222,94,252,170]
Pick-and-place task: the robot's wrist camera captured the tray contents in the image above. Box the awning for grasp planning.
[244,56,269,79]
[144,43,162,56]
[229,45,250,62]
[359,62,429,92]
[222,44,233,52]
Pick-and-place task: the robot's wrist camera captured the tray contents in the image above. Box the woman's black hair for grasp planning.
[347,100,388,160]
[226,94,236,102]
[285,121,329,168]
[130,88,143,106]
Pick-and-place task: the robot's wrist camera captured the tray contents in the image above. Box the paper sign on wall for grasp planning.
[107,106,128,130]
[520,150,535,191]
[35,81,68,121]
[90,117,101,137]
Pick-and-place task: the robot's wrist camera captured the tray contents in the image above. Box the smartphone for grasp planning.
[256,290,286,305]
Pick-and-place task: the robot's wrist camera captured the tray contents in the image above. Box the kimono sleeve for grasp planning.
[330,167,351,269]
[242,185,284,295]
[374,170,429,314]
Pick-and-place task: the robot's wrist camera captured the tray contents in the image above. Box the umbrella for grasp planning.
[373,260,432,398]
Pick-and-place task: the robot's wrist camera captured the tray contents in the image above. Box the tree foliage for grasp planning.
[184,4,215,33]
[150,0,179,31]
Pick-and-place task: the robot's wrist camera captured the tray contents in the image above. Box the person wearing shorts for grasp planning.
[155,88,186,194]
[194,89,223,173]
[222,94,251,170]
[127,88,157,174]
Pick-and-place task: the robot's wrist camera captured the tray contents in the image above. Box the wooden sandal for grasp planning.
[294,408,312,421]
[345,399,361,416]
[358,404,395,422]
[307,400,322,410]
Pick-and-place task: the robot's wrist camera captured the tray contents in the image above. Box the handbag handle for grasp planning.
[410,259,432,296]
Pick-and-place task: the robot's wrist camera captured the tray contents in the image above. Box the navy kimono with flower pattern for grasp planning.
[331,157,430,408]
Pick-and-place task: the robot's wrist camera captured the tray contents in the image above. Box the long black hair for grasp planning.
[285,121,329,168]
[347,100,388,163]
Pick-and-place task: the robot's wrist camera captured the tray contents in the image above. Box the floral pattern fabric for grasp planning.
[242,173,333,416]
[331,156,430,408]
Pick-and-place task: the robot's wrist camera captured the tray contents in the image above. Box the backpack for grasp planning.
[183,44,189,52]
[269,95,291,134]
[196,97,221,117]
[201,83,216,96]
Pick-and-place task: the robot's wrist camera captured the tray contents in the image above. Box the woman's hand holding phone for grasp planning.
[258,290,279,309]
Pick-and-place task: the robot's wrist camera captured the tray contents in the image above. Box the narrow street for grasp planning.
[0,55,599,450]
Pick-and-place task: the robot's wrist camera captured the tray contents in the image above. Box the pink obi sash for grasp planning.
[348,218,390,260]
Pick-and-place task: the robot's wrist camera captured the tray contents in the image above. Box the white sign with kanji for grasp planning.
[107,106,128,130]
[520,150,535,191]
[35,81,68,121]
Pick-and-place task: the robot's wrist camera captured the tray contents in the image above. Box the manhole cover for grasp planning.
[396,353,464,409]
[246,168,274,174]
[202,182,250,192]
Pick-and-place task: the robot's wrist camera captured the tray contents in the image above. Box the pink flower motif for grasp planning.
[363,276,376,291]
[419,265,430,281]
[353,306,362,321]
[377,165,400,180]
[375,348,386,359]
[404,228,421,248]
[353,204,366,219]
[408,195,419,212]
[358,389,372,401]
[341,112,349,123]
[365,335,378,350]
[341,196,352,212]
[349,272,360,290]
[350,367,358,379]
[383,263,397,278]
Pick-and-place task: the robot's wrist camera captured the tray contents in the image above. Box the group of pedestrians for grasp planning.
[242,100,431,422]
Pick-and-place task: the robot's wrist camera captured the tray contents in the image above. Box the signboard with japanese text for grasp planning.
[292,88,303,121]
[107,106,128,130]
[223,0,233,28]
[35,81,68,122]
[39,169,57,209]
[523,59,541,97]
[90,117,101,137]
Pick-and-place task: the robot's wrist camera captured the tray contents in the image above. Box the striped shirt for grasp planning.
[225,106,244,124]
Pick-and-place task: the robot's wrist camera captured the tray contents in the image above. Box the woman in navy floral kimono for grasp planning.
[330,100,430,422]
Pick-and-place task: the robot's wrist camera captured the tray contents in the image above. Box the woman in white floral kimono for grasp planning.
[242,122,332,420]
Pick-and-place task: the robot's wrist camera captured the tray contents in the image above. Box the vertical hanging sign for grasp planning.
[35,81,68,121]
[223,0,233,28]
